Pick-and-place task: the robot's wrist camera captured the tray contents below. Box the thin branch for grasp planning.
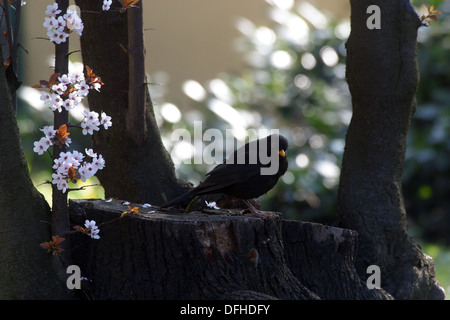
[67,49,81,57]
[79,10,103,14]
[11,0,21,70]
[18,42,28,54]
[67,122,82,128]
[3,2,14,57]
[36,180,52,187]
[46,148,53,159]
[32,37,51,41]
[68,184,101,192]
[51,0,71,268]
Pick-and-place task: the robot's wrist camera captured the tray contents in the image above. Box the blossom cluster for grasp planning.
[43,3,84,44]
[36,65,107,116]
[37,2,107,250]
[33,66,111,193]
[33,120,109,193]
[81,110,112,135]
[51,148,105,193]
[84,220,100,240]
[39,71,90,113]
[33,125,58,155]
[73,220,101,240]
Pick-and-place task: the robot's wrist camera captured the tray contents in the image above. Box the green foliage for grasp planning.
[404,1,450,244]
[420,242,450,299]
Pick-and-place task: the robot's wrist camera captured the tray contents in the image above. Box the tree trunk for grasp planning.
[74,0,184,205]
[69,199,392,300]
[51,0,72,269]
[338,0,444,299]
[0,45,67,299]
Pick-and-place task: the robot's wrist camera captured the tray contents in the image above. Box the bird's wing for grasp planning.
[195,163,261,194]
[160,163,258,207]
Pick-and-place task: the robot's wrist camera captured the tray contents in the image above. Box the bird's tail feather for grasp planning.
[160,188,200,208]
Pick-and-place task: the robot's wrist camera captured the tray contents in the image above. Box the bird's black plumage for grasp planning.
[162,134,288,217]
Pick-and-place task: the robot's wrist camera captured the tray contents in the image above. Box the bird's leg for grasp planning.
[243,200,275,219]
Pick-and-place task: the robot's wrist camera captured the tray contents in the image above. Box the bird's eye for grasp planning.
[278,150,286,157]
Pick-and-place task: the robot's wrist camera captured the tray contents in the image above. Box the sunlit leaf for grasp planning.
[40,235,65,256]
[49,73,61,85]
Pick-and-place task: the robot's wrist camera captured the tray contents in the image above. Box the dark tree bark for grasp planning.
[126,2,147,145]
[69,199,392,300]
[282,221,392,299]
[74,0,184,205]
[0,45,67,299]
[338,0,444,299]
[2,0,22,111]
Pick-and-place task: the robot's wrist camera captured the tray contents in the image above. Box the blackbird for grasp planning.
[162,134,288,218]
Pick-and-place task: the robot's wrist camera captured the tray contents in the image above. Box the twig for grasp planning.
[12,0,21,69]
[32,37,51,41]
[36,180,52,187]
[68,184,101,192]
[18,43,28,54]
[67,49,81,57]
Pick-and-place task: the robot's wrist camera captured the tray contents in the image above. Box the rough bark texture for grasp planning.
[0,45,67,299]
[3,1,22,111]
[282,221,391,299]
[69,199,392,300]
[338,0,444,299]
[74,0,184,205]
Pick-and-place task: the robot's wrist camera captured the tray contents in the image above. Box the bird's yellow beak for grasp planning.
[278,149,286,157]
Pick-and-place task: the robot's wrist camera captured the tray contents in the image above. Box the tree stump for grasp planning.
[282,221,392,299]
[69,199,392,300]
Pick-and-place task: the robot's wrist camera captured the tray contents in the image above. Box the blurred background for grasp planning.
[12,0,450,297]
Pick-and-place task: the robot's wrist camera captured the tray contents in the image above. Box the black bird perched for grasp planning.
[161,134,288,218]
